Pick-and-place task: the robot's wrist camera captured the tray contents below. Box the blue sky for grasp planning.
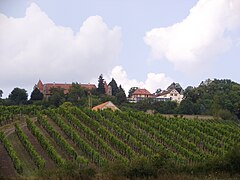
[0,0,240,97]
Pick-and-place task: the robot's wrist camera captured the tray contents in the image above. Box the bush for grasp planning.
[127,156,155,178]
[216,109,237,120]
[225,143,240,173]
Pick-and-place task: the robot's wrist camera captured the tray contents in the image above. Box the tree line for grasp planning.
[0,75,127,107]
[125,79,240,121]
[1,78,240,121]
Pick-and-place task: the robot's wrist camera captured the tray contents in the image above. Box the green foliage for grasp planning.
[182,79,240,119]
[37,162,96,179]
[1,105,240,178]
[67,83,86,104]
[0,105,42,126]
[215,109,237,120]
[108,78,119,96]
[26,118,65,166]
[37,112,87,162]
[59,106,126,164]
[225,143,240,173]
[97,74,105,95]
[49,87,65,107]
[45,109,107,167]
[116,85,127,105]
[8,87,28,105]
[0,89,3,98]
[128,87,138,98]
[126,154,170,178]
[0,131,23,174]
[127,156,155,178]
[15,123,45,169]
[99,94,117,105]
[192,143,240,174]
[126,99,178,114]
[57,161,96,179]
[153,101,178,114]
[30,88,43,101]
[178,99,196,114]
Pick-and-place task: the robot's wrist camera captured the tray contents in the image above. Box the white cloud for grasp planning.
[0,3,122,97]
[106,66,173,94]
[144,0,240,72]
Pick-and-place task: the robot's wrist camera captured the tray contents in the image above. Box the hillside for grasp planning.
[0,105,240,179]
[180,79,240,119]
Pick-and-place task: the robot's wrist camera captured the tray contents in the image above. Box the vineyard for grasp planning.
[0,105,240,178]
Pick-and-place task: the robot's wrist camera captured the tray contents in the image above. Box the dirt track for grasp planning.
[0,142,17,178]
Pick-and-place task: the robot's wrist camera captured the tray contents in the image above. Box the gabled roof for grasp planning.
[157,90,171,96]
[92,101,119,111]
[36,80,44,91]
[132,89,152,95]
[157,89,179,96]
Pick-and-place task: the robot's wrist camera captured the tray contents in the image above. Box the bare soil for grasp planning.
[0,143,17,178]
[46,117,86,157]
[21,126,56,170]
[162,114,214,120]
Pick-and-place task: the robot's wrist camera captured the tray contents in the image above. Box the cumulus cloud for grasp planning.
[0,3,122,96]
[105,66,173,94]
[144,0,240,72]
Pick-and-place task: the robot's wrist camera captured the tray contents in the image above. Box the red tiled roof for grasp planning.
[92,101,109,111]
[44,83,71,95]
[92,101,119,111]
[36,80,97,95]
[132,89,152,95]
[37,80,44,91]
[80,84,97,90]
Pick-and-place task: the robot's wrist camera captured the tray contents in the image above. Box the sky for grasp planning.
[0,0,240,98]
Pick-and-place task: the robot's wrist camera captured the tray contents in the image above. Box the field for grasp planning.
[0,105,240,179]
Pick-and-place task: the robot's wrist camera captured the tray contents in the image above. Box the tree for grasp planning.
[128,87,138,98]
[155,88,162,95]
[49,87,65,107]
[67,83,86,104]
[8,88,28,105]
[182,79,240,119]
[225,143,240,172]
[30,88,43,101]
[97,74,105,95]
[108,78,119,96]
[153,101,178,114]
[0,89,3,98]
[178,99,195,114]
[116,85,127,104]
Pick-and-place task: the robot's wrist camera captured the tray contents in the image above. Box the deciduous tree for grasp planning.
[67,83,86,103]
[128,87,138,98]
[8,88,28,105]
[49,87,65,107]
